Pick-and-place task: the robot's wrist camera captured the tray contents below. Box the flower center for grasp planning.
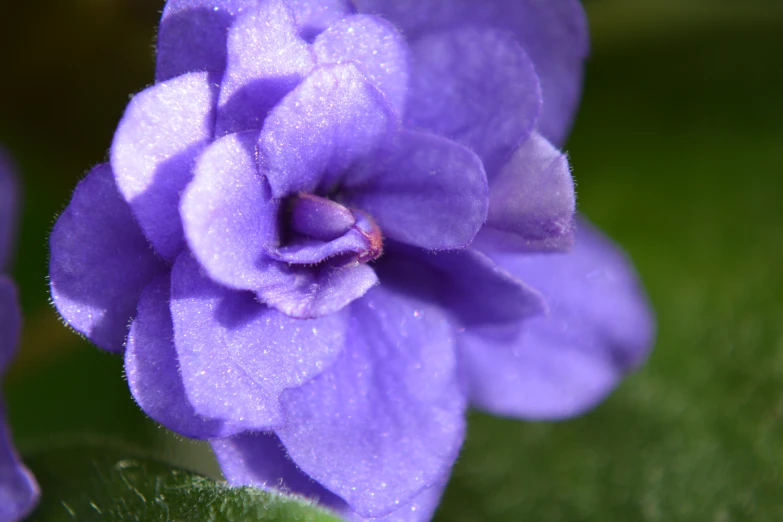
[286,192,383,263]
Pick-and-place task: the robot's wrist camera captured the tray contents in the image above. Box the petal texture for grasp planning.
[406,26,540,173]
[111,71,219,260]
[313,15,408,116]
[0,148,19,271]
[126,276,242,439]
[181,131,279,293]
[259,63,396,198]
[478,131,576,252]
[50,165,168,352]
[354,0,589,146]
[343,131,488,251]
[215,0,315,136]
[170,253,348,429]
[156,0,259,82]
[277,262,466,517]
[464,219,656,419]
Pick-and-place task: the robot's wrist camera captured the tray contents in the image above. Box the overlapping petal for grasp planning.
[287,0,355,41]
[259,63,397,198]
[463,219,655,419]
[405,26,540,173]
[354,0,589,146]
[342,130,488,251]
[49,165,168,352]
[475,131,575,253]
[112,71,219,260]
[170,253,349,429]
[126,276,242,439]
[277,264,465,517]
[0,149,19,271]
[215,0,315,136]
[313,15,408,116]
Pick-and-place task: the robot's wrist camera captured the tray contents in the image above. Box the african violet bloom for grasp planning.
[50,0,654,520]
[0,148,39,522]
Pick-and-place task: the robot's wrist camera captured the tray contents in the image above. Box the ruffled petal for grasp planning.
[49,165,168,353]
[111,72,219,260]
[477,131,575,252]
[277,262,466,517]
[463,219,656,419]
[213,431,446,521]
[353,0,589,146]
[0,277,20,374]
[156,0,259,82]
[126,276,242,439]
[313,14,408,116]
[254,261,379,319]
[181,131,280,292]
[342,131,488,250]
[0,148,19,271]
[405,26,540,173]
[0,400,39,522]
[215,0,315,136]
[259,63,397,198]
[170,253,348,429]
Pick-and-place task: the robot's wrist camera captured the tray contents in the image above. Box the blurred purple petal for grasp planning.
[278,275,465,517]
[112,71,219,260]
[126,276,243,439]
[463,219,655,419]
[259,63,396,198]
[406,26,540,173]
[50,164,168,352]
[343,131,488,250]
[215,0,315,136]
[314,15,408,116]
[171,253,348,429]
[0,277,20,374]
[0,400,39,522]
[354,0,589,146]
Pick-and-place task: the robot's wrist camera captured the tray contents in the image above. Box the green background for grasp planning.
[1,0,782,520]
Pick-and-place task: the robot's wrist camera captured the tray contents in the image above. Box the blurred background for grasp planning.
[1,0,782,520]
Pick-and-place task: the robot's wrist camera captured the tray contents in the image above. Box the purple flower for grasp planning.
[49,1,654,520]
[0,148,39,522]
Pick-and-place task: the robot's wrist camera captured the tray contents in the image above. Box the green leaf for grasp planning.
[24,442,342,522]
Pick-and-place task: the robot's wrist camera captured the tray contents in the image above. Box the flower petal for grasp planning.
[353,0,589,146]
[277,262,466,517]
[126,276,242,439]
[405,26,541,173]
[0,148,19,271]
[170,253,348,429]
[213,431,446,521]
[463,219,656,419]
[313,14,408,116]
[212,432,347,510]
[476,131,575,252]
[49,164,168,352]
[156,0,258,82]
[342,130,488,250]
[0,400,38,522]
[259,63,397,198]
[0,277,20,374]
[287,0,355,41]
[181,131,280,293]
[215,0,315,136]
[111,71,219,260]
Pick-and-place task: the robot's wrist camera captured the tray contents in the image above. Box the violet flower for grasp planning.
[0,148,39,522]
[50,1,654,520]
